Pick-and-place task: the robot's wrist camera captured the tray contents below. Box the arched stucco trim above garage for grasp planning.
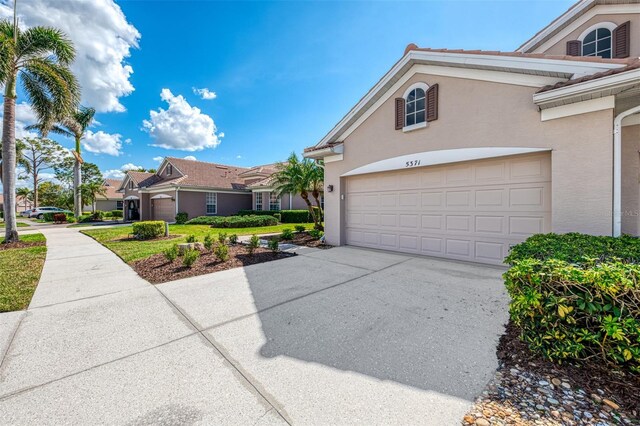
[150,194,173,200]
[123,195,140,201]
[341,147,552,177]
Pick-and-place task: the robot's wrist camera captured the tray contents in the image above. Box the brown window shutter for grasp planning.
[566,40,582,56]
[613,21,631,58]
[395,98,405,130]
[426,84,439,122]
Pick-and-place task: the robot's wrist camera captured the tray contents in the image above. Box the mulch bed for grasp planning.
[0,241,45,251]
[264,231,332,249]
[498,321,640,412]
[133,244,295,284]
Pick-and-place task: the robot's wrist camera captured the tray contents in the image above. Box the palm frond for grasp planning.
[0,20,16,85]
[18,26,75,65]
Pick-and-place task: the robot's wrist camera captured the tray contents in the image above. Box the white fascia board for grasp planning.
[534,69,640,107]
[526,4,640,53]
[324,154,344,163]
[341,147,551,177]
[303,144,344,159]
[311,51,623,150]
[541,96,615,121]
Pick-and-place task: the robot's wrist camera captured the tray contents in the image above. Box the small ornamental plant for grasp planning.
[203,234,214,251]
[294,225,306,233]
[280,228,294,240]
[247,234,260,256]
[162,244,178,262]
[229,234,238,244]
[308,229,324,240]
[267,239,279,254]
[182,248,200,268]
[217,232,228,245]
[186,234,196,243]
[214,243,230,262]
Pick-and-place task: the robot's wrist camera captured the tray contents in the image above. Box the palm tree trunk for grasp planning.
[311,192,324,231]
[73,159,81,217]
[2,73,19,243]
[300,191,318,228]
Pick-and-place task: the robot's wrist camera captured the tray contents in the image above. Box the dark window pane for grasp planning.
[583,42,596,55]
[406,113,415,126]
[416,98,425,112]
[597,28,610,39]
[416,110,426,124]
[407,101,415,114]
[597,38,610,52]
[415,88,425,99]
[600,49,611,59]
[584,30,596,44]
[407,90,416,102]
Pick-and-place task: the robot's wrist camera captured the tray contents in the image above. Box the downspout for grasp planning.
[613,105,640,237]
[175,186,180,217]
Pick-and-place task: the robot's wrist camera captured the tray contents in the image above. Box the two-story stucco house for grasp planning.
[305,0,640,265]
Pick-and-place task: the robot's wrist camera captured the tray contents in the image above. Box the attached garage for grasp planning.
[152,196,176,222]
[344,153,551,265]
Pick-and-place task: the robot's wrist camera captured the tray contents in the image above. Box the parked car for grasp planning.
[21,210,32,218]
[28,207,71,219]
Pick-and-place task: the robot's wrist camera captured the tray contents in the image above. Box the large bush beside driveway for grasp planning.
[505,233,640,373]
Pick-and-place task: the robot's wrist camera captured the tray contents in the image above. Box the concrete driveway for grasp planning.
[0,228,509,425]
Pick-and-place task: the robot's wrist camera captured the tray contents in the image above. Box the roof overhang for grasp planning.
[123,195,139,201]
[308,50,625,152]
[534,68,640,109]
[304,143,344,160]
[150,194,173,200]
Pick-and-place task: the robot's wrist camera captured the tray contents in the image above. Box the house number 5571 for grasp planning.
[405,160,421,168]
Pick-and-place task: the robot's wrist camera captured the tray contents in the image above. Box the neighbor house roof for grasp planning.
[238,163,278,177]
[97,179,123,200]
[145,157,251,191]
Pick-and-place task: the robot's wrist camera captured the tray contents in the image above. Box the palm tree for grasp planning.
[307,160,324,229]
[0,11,79,242]
[47,106,95,217]
[16,186,31,211]
[272,153,323,230]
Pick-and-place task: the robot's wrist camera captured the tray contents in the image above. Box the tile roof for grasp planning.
[238,163,278,177]
[148,157,251,191]
[127,171,156,185]
[537,58,640,93]
[97,179,123,200]
[303,142,343,153]
[405,46,636,65]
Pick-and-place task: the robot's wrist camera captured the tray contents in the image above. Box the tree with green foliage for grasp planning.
[37,181,71,209]
[16,186,31,211]
[17,137,65,208]
[272,153,324,230]
[0,7,79,242]
[54,158,103,187]
[81,180,106,213]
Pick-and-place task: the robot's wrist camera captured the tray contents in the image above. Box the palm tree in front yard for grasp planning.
[0,15,79,242]
[272,153,323,230]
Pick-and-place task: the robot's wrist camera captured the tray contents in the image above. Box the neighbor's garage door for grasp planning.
[345,153,551,265]
[152,198,176,223]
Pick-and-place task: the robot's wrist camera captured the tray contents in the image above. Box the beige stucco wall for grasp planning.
[536,11,640,57]
[322,72,615,246]
[95,200,119,212]
[178,191,251,218]
[622,124,640,235]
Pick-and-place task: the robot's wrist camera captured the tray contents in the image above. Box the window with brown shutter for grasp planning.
[613,21,631,58]
[426,84,438,122]
[395,98,405,130]
[566,40,582,56]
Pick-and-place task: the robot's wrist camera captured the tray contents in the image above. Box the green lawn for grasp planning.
[0,221,30,227]
[83,223,315,263]
[0,233,47,312]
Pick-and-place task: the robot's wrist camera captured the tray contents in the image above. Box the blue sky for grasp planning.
[3,0,576,181]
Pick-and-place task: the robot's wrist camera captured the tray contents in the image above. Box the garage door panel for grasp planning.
[152,199,175,223]
[345,153,551,265]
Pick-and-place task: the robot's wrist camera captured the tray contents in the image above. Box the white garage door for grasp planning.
[152,199,176,223]
[345,153,551,265]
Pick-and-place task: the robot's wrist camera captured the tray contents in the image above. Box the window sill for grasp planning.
[402,122,427,133]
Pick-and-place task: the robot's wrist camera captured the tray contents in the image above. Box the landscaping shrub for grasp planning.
[505,233,640,266]
[42,212,55,222]
[186,234,196,243]
[175,212,188,224]
[186,215,277,228]
[229,234,238,244]
[273,213,281,222]
[280,228,294,240]
[280,210,311,223]
[214,243,230,262]
[78,214,93,223]
[163,244,178,262]
[237,210,279,217]
[217,232,228,244]
[92,210,104,220]
[295,225,306,233]
[110,210,123,219]
[65,213,76,223]
[182,248,200,267]
[133,221,165,240]
[267,239,279,253]
[53,213,67,223]
[203,234,214,251]
[309,229,324,240]
[247,235,260,256]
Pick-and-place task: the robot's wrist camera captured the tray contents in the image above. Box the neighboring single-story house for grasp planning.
[304,0,640,265]
[94,179,123,212]
[0,194,34,214]
[118,157,317,222]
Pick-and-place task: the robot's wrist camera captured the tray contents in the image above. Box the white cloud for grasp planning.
[142,89,222,152]
[153,156,164,163]
[1,0,140,113]
[82,130,123,156]
[219,132,225,138]
[192,87,217,100]
[184,155,197,161]
[102,162,144,180]
[236,155,242,159]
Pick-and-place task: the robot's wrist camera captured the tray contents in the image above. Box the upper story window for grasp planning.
[582,27,612,58]
[395,82,438,131]
[128,180,134,190]
[166,164,173,176]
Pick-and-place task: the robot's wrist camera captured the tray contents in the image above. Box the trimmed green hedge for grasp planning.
[237,210,280,217]
[133,221,165,239]
[175,212,188,224]
[505,233,640,373]
[237,209,321,223]
[186,215,278,228]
